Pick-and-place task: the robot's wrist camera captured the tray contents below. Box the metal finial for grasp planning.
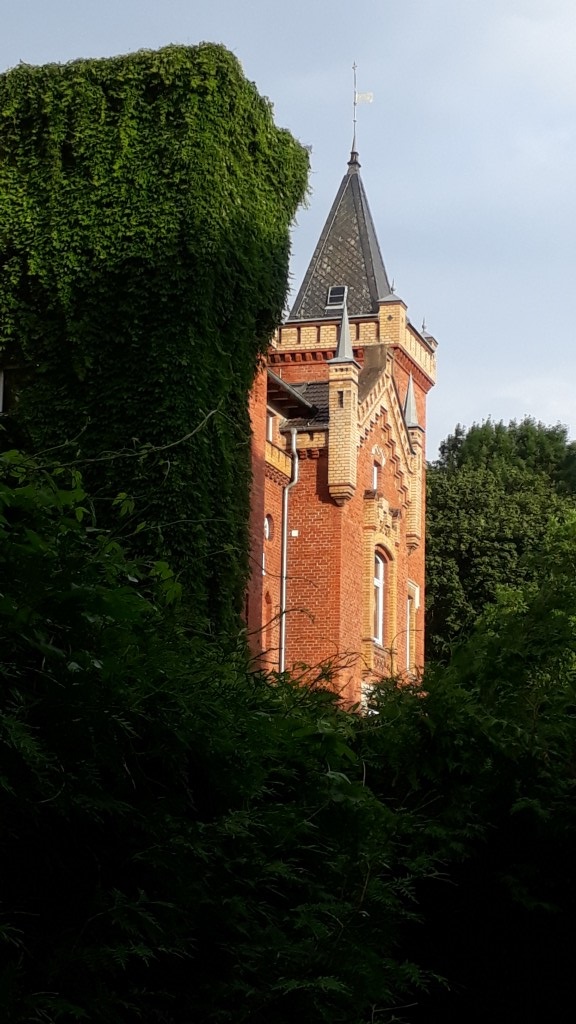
[422,317,427,332]
[390,278,395,293]
[350,64,373,165]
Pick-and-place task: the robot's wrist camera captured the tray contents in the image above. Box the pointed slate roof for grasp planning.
[327,300,360,366]
[288,151,391,321]
[403,373,420,429]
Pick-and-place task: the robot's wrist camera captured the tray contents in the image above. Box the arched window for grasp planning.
[373,553,385,646]
[263,515,274,576]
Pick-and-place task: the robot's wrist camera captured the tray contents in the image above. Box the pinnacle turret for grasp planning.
[403,373,420,429]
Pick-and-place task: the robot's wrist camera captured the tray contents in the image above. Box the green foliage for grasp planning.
[4,444,576,1022]
[0,44,309,635]
[426,417,576,659]
[366,514,576,1021]
[0,452,439,1023]
[437,416,576,491]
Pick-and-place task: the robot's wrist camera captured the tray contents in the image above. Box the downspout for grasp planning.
[279,427,299,674]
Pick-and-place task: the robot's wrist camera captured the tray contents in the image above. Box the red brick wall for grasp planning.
[391,356,428,671]
[269,359,331,385]
[249,335,430,697]
[278,427,418,701]
[338,479,366,700]
[284,450,344,674]
[359,410,410,675]
[261,467,284,670]
[392,351,430,433]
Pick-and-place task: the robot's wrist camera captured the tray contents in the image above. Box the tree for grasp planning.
[436,416,576,492]
[0,450,440,1023]
[426,418,576,660]
[362,512,576,1022]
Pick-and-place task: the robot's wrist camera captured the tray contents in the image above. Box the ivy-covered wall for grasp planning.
[0,44,308,634]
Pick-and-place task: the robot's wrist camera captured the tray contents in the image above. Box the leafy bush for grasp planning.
[0,452,438,1023]
[364,514,576,1021]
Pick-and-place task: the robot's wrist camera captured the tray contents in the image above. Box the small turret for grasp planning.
[327,300,360,505]
[403,373,424,550]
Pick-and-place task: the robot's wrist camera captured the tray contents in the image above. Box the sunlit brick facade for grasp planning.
[247,150,437,703]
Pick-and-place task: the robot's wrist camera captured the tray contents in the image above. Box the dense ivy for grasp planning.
[0,44,308,634]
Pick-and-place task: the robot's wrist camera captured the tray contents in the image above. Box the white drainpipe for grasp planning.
[279,428,299,673]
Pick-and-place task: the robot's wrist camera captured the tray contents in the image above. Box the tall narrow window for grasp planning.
[372,462,379,491]
[373,554,385,646]
[266,410,275,443]
[406,583,419,672]
[263,514,273,576]
[406,594,414,670]
[264,591,273,656]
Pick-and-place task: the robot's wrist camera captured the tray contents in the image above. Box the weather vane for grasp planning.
[352,62,373,152]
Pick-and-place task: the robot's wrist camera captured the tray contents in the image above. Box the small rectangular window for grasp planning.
[326,285,347,308]
[338,391,344,408]
[266,410,275,442]
[372,463,379,491]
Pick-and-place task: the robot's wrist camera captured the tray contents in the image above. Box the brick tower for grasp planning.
[248,147,437,703]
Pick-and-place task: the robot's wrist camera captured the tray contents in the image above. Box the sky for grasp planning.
[2,0,576,457]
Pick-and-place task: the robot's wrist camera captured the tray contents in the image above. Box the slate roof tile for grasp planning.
[288,152,391,321]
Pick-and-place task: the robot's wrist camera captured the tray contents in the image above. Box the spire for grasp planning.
[403,373,420,429]
[349,63,372,174]
[288,156,391,322]
[350,61,360,170]
[327,300,359,365]
[348,147,361,171]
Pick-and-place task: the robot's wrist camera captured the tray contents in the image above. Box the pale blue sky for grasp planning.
[2,0,576,455]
